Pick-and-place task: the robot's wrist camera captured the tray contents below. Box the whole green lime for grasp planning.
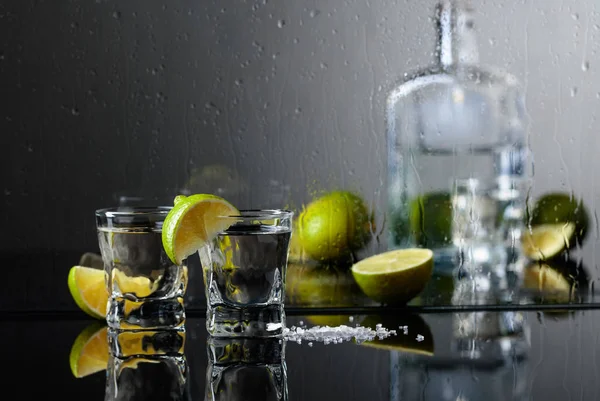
[298,191,373,263]
[410,192,452,248]
[530,192,589,245]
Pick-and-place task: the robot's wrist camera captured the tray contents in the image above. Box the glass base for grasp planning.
[207,304,285,337]
[107,296,186,330]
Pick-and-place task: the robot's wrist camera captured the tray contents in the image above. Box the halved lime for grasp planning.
[351,249,434,305]
[162,194,239,264]
[522,223,575,261]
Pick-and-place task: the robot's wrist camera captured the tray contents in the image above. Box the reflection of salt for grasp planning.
[400,325,409,335]
[416,334,424,342]
[283,324,397,345]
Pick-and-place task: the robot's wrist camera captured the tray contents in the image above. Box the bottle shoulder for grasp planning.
[386,63,523,105]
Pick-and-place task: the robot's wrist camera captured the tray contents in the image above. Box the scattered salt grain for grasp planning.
[283,324,397,345]
[416,334,424,342]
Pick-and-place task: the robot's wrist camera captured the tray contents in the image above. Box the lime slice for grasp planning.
[162,194,239,265]
[112,269,160,298]
[68,266,107,319]
[351,249,434,305]
[69,322,108,378]
[68,265,168,318]
[522,223,575,261]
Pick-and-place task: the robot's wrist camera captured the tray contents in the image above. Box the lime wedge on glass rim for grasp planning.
[161,194,239,265]
[351,248,434,305]
[521,223,575,261]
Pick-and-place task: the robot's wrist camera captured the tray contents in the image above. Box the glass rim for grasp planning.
[95,206,173,218]
[217,209,293,219]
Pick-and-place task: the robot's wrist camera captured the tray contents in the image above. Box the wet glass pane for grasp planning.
[2,0,600,314]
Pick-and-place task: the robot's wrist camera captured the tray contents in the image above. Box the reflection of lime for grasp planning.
[351,249,434,305]
[114,330,186,358]
[530,192,589,245]
[69,323,108,378]
[359,314,434,356]
[410,192,452,248]
[286,263,362,306]
[286,263,368,326]
[298,191,374,263]
[523,260,588,304]
[522,223,575,261]
[162,194,239,264]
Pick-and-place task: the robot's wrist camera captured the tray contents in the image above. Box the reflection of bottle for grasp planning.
[105,330,189,401]
[205,337,287,401]
[390,312,529,401]
[386,0,530,271]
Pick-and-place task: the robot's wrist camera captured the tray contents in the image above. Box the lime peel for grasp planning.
[161,194,239,265]
[351,248,433,305]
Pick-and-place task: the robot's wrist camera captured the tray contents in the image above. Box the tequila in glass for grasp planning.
[96,207,187,330]
[199,210,292,337]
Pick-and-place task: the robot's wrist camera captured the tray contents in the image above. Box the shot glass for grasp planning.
[96,207,187,330]
[198,209,293,337]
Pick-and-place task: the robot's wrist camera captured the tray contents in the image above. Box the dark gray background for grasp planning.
[2,0,600,310]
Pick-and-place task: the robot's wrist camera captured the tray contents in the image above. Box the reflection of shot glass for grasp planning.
[96,207,187,330]
[106,329,189,401]
[205,337,287,401]
[199,210,293,337]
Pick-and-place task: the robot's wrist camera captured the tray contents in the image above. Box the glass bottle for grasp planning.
[386,0,530,274]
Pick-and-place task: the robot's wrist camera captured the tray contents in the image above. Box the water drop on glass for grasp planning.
[309,9,320,18]
[112,11,121,19]
[582,61,589,71]
[277,19,285,28]
[570,87,578,97]
[571,13,579,21]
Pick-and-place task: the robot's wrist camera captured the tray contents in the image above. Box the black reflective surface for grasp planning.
[6,309,600,400]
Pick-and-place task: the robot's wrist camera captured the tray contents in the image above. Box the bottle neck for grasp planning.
[436,0,479,68]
